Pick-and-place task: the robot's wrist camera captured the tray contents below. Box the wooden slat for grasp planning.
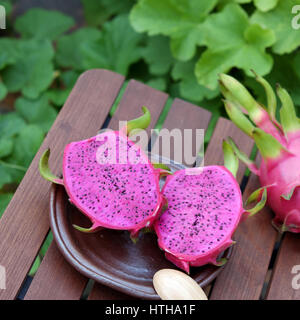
[0,69,125,300]
[88,80,168,300]
[267,233,300,300]
[27,242,88,300]
[210,156,278,300]
[204,118,264,299]
[204,118,253,182]
[152,98,211,167]
[89,283,136,300]
[89,98,212,299]
[108,79,168,133]
[27,78,168,300]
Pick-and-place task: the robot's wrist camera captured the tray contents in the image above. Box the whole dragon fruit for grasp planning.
[219,72,300,233]
[154,142,266,274]
[40,107,168,238]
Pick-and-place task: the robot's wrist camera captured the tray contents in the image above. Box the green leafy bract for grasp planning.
[252,0,300,54]
[14,8,75,40]
[195,3,275,90]
[130,0,218,61]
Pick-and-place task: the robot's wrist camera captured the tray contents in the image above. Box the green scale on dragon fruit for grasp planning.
[154,142,267,274]
[39,107,169,238]
[220,72,300,233]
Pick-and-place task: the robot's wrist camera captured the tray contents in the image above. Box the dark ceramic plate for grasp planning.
[49,155,233,300]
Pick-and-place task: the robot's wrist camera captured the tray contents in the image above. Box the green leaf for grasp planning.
[45,71,78,107]
[8,125,44,169]
[252,0,300,54]
[218,0,251,8]
[293,52,300,80]
[130,0,218,61]
[0,193,13,218]
[46,89,71,107]
[40,232,53,256]
[15,95,58,133]
[28,255,41,277]
[0,0,12,16]
[0,138,13,158]
[145,78,167,91]
[60,70,79,88]
[195,3,275,90]
[81,15,144,75]
[55,27,102,70]
[82,0,134,26]
[0,82,7,100]
[142,36,174,76]
[172,56,219,102]
[269,54,300,106]
[0,51,15,70]
[0,112,26,139]
[1,39,55,99]
[14,8,75,40]
[254,0,279,12]
[0,165,13,189]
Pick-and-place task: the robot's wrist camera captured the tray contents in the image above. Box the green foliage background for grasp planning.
[0,0,299,273]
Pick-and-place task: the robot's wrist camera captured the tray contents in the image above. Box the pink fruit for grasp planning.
[154,144,266,274]
[220,72,300,233]
[39,107,168,238]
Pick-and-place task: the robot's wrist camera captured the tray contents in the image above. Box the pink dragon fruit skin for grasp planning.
[220,73,300,233]
[40,107,167,237]
[62,131,165,236]
[259,134,300,232]
[154,166,244,274]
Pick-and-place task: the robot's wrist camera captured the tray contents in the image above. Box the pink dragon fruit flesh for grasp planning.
[39,107,169,238]
[220,72,300,233]
[154,142,266,274]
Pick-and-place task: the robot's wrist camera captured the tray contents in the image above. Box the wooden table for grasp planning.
[0,69,299,300]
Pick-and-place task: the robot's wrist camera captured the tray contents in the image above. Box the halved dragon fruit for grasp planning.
[154,143,266,273]
[40,107,168,238]
[220,72,300,233]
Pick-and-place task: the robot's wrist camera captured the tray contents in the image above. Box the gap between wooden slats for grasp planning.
[89,98,212,300]
[25,78,168,300]
[88,80,170,300]
[194,117,253,298]
[266,233,300,300]
[210,154,278,300]
[21,70,125,300]
[25,80,168,299]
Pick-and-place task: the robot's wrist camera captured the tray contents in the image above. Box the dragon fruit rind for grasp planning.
[39,107,168,238]
[154,143,266,274]
[220,73,300,233]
